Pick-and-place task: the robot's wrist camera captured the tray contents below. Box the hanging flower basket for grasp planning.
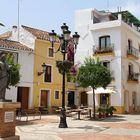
[56,60,73,74]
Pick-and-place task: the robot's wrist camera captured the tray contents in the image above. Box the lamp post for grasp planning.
[49,23,80,128]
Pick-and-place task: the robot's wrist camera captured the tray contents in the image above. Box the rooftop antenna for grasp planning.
[120,7,122,12]
[107,0,109,12]
[17,0,20,41]
[117,7,119,12]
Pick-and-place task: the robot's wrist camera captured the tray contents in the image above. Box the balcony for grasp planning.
[93,44,114,56]
[127,47,139,60]
[127,72,139,83]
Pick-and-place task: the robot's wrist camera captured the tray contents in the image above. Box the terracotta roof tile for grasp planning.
[22,25,59,42]
[0,31,12,39]
[0,39,33,52]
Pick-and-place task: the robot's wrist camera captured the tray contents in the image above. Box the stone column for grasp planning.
[0,102,20,140]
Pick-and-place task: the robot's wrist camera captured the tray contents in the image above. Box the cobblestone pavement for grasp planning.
[16,114,140,140]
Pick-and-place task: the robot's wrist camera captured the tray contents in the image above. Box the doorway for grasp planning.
[132,92,137,112]
[124,91,129,113]
[40,90,49,107]
[68,91,75,107]
[80,92,87,106]
[17,87,29,109]
[100,94,110,106]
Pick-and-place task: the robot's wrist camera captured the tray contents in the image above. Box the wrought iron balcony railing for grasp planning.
[93,44,114,55]
[127,72,139,82]
[127,47,138,59]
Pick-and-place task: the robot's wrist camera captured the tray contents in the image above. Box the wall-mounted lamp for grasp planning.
[37,63,46,76]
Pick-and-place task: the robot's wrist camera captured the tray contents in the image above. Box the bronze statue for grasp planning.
[0,53,10,101]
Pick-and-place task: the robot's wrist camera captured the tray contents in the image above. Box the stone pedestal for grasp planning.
[0,102,21,140]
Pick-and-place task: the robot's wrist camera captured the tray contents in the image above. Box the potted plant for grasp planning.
[109,106,117,116]
[97,107,102,118]
[105,107,110,117]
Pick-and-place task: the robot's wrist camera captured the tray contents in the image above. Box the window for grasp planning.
[99,36,110,49]
[128,63,133,74]
[102,61,110,69]
[128,39,132,50]
[54,91,60,99]
[44,65,52,82]
[0,51,18,63]
[48,48,54,57]
[100,94,110,106]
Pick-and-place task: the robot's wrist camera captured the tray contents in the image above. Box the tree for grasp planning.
[77,57,112,119]
[0,23,4,26]
[5,53,20,88]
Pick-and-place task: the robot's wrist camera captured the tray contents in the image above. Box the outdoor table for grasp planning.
[84,108,92,118]
[71,109,83,120]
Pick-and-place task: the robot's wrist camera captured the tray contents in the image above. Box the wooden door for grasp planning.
[17,87,29,109]
[81,92,87,106]
[40,90,48,107]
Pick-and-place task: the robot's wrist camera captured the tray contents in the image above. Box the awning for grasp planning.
[86,87,116,94]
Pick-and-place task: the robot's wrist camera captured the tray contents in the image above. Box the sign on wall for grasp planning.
[4,111,14,123]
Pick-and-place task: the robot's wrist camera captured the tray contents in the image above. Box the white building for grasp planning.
[0,38,34,109]
[75,9,140,113]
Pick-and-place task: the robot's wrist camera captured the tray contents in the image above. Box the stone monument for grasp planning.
[0,53,10,102]
[0,52,20,140]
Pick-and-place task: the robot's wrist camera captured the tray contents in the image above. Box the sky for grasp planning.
[0,0,140,34]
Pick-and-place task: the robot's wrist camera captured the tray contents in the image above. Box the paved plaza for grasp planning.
[16,114,140,140]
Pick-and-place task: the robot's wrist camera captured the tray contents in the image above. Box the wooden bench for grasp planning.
[17,108,41,121]
[38,106,48,114]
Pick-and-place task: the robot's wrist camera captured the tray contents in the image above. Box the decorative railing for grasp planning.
[93,44,114,55]
[127,47,138,58]
[127,72,139,82]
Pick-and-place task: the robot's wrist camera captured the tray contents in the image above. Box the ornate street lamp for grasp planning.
[38,63,47,76]
[49,23,80,128]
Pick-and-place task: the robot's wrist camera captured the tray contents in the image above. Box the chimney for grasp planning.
[12,25,17,29]
[12,25,17,32]
[118,14,122,20]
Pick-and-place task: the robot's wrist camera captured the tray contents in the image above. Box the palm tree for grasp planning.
[0,23,4,26]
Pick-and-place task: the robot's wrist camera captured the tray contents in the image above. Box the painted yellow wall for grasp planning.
[32,39,75,112]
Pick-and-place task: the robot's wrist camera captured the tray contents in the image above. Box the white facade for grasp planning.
[3,48,34,107]
[0,26,35,107]
[75,9,140,113]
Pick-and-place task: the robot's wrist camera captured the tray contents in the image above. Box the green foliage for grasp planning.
[109,106,117,112]
[77,57,112,88]
[77,57,112,119]
[5,53,20,87]
[56,60,73,74]
[0,23,4,26]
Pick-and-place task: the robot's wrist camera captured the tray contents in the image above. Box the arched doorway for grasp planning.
[124,91,129,113]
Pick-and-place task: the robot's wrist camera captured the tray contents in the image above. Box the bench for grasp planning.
[38,106,48,114]
[17,108,41,121]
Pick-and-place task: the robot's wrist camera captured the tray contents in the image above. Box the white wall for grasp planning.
[121,21,140,107]
[75,9,140,110]
[10,26,36,49]
[5,50,34,107]
[6,87,17,102]
[5,26,35,107]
